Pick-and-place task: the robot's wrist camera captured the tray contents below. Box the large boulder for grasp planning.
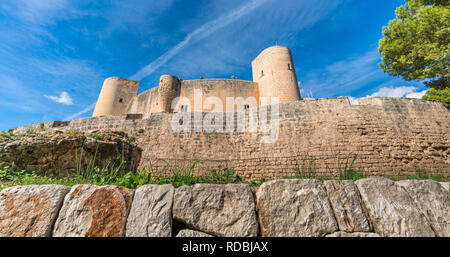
[355,178,435,237]
[126,184,174,237]
[324,180,372,232]
[396,180,449,237]
[0,185,70,237]
[53,185,133,237]
[256,179,338,237]
[172,184,258,237]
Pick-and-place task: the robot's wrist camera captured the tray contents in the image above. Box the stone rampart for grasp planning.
[11,97,450,179]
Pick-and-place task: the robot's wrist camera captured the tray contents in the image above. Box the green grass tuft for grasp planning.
[66,129,82,136]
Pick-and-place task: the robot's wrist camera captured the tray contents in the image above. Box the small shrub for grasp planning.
[248,178,268,187]
[129,136,136,142]
[89,133,104,140]
[66,129,82,136]
[25,128,36,135]
[138,129,144,133]
[0,131,12,137]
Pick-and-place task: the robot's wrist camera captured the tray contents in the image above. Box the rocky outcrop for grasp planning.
[126,184,174,237]
[0,185,70,237]
[396,180,449,237]
[256,179,338,237]
[325,232,380,237]
[0,132,141,176]
[176,229,214,237]
[53,185,134,237]
[356,178,435,237]
[324,180,372,232]
[172,184,258,237]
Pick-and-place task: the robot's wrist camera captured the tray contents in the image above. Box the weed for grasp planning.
[66,129,82,136]
[248,178,268,187]
[324,153,367,180]
[0,131,12,137]
[25,128,36,135]
[88,133,104,141]
[407,168,449,182]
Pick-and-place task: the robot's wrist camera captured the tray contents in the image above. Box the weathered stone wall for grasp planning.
[0,178,448,237]
[11,97,450,179]
[126,87,159,118]
[123,79,259,116]
[177,79,259,112]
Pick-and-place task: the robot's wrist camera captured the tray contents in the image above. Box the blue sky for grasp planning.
[0,0,427,131]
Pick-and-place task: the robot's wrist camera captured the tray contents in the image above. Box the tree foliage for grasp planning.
[422,87,450,104]
[378,0,449,90]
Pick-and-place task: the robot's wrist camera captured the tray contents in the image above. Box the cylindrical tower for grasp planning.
[93,77,139,117]
[157,75,180,113]
[251,46,301,104]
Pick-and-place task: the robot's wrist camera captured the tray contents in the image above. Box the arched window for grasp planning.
[288,64,291,70]
[261,70,264,77]
[119,98,123,103]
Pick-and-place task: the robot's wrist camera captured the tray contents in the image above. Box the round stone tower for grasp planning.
[93,77,139,117]
[157,75,180,113]
[251,46,301,104]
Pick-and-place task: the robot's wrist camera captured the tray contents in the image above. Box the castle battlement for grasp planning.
[93,45,302,118]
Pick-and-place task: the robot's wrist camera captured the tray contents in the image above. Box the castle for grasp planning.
[93,46,302,117]
[10,46,450,180]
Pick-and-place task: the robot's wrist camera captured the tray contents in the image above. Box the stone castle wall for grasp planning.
[13,97,450,180]
[122,79,259,116]
[178,79,258,112]
[126,87,159,117]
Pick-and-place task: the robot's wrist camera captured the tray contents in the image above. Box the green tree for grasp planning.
[378,0,449,103]
[422,87,450,103]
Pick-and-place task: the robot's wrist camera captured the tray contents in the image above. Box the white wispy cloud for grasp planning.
[45,92,73,105]
[135,0,343,82]
[0,0,89,25]
[130,0,269,81]
[301,49,383,97]
[367,86,427,98]
[64,102,96,121]
[345,86,428,106]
